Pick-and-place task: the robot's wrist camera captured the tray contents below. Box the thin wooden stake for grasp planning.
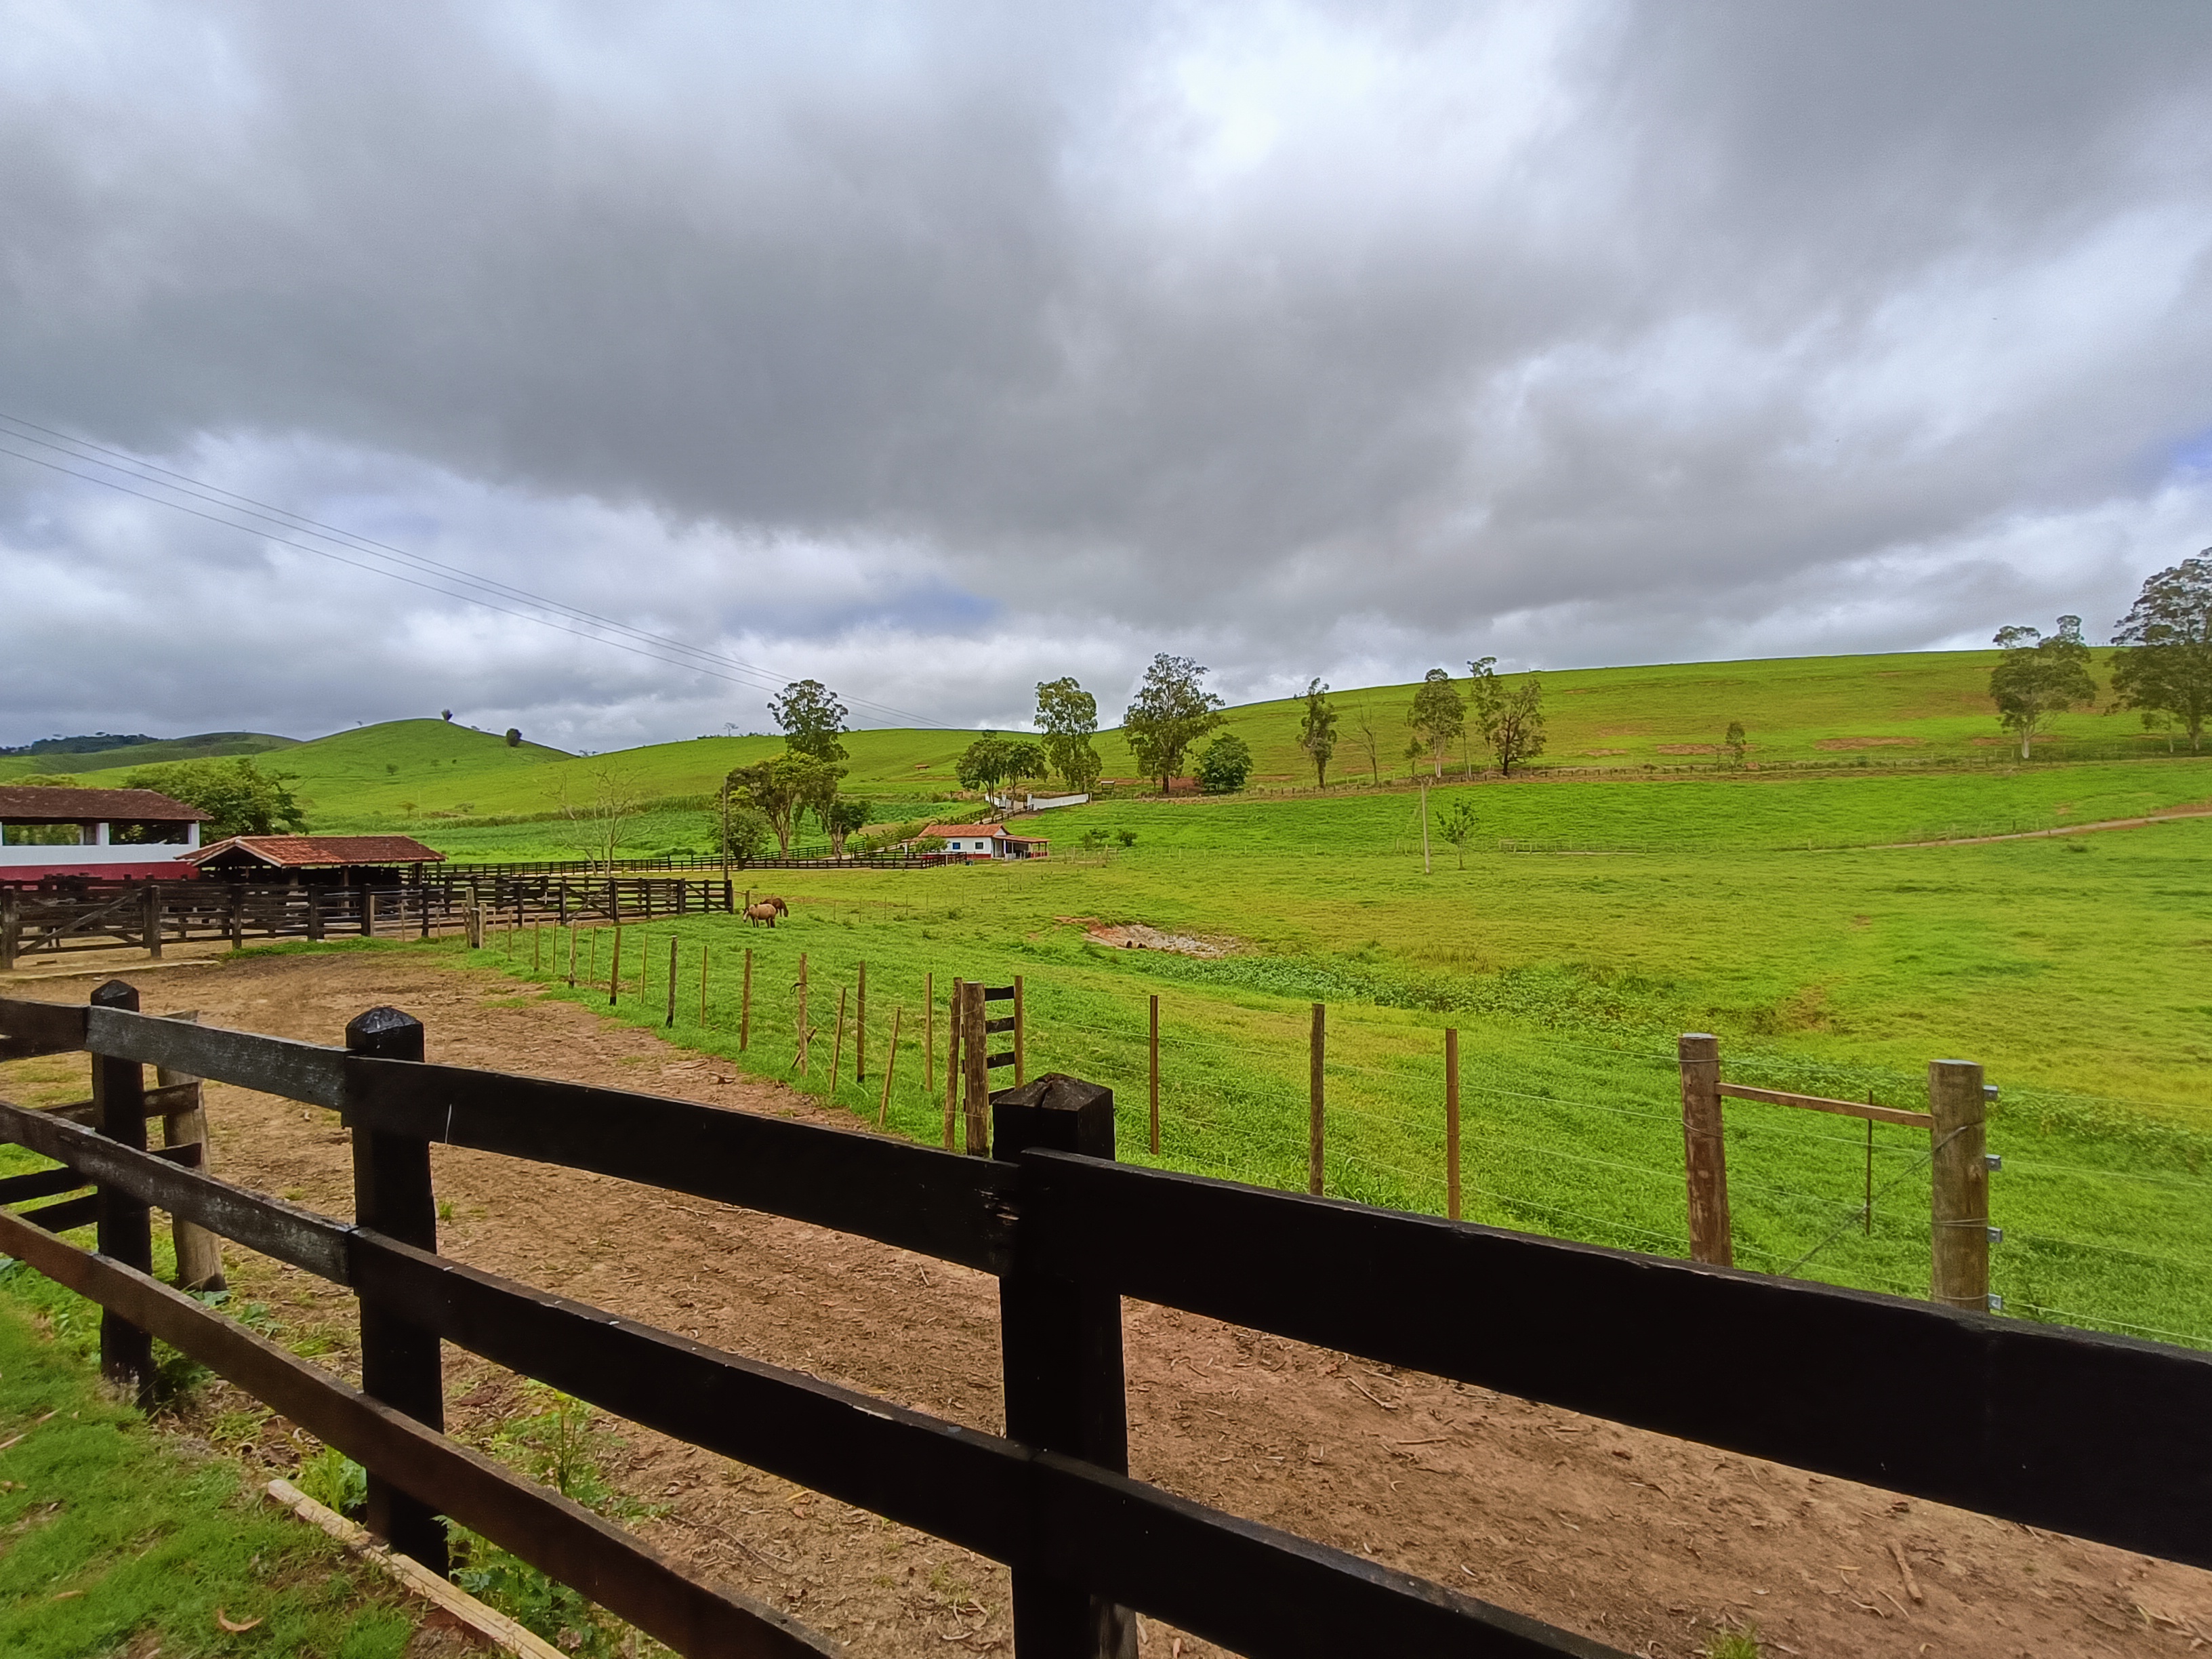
[533,925,542,975]
[699,942,710,1025]
[924,971,935,1096]
[793,954,811,1074]
[1679,1033,1732,1267]
[944,978,962,1150]
[830,987,848,1095]
[1865,1105,1875,1237]
[1445,1026,1461,1223]
[566,924,578,987]
[1148,994,1161,1155]
[857,960,867,1084]
[608,927,621,1008]
[878,1006,903,1128]
[740,948,754,1050]
[1309,1002,1326,1195]
[586,929,597,990]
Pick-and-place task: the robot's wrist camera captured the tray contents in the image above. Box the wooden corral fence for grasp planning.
[0,875,734,969]
[5,988,2212,1658]
[441,855,939,880]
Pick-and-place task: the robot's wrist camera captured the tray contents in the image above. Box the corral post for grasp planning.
[1679,1033,1732,1267]
[1014,975,1025,1086]
[1445,1027,1461,1223]
[364,892,377,939]
[1308,1002,1326,1195]
[991,1073,1139,1659]
[0,890,17,972]
[91,979,155,1406]
[156,1010,225,1294]
[1929,1059,1990,1311]
[346,1005,448,1572]
[143,883,163,959]
[961,980,989,1154]
[665,936,678,1028]
[417,884,430,940]
[1147,995,1160,1155]
[740,948,753,1050]
[944,979,963,1150]
[567,924,579,987]
[229,884,245,949]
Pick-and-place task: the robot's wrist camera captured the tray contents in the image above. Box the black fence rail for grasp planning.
[2,989,2210,1658]
[438,855,939,880]
[0,876,736,969]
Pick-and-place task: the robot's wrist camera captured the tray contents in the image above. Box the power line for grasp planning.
[0,413,956,731]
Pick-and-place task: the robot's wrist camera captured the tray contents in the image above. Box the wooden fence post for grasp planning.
[346,1005,447,1572]
[1679,1033,1732,1267]
[944,979,964,1151]
[1309,1003,1325,1196]
[1929,1059,1990,1311]
[665,936,678,1028]
[878,1007,902,1128]
[363,892,377,939]
[961,981,989,1155]
[1014,975,1025,1086]
[1147,995,1160,1155]
[155,1010,225,1294]
[0,889,17,972]
[991,1073,1139,1659]
[142,884,163,960]
[740,948,753,1051]
[91,979,155,1406]
[698,942,709,1024]
[856,961,867,1084]
[608,926,621,1008]
[830,987,848,1093]
[1445,1027,1461,1223]
[924,972,935,1097]
[566,924,579,987]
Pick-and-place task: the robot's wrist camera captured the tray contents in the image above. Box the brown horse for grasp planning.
[743,902,781,928]
[757,895,790,916]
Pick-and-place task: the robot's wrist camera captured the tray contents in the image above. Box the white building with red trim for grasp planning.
[914,823,1050,860]
[0,785,209,883]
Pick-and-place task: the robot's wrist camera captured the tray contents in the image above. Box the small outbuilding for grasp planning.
[913,823,1050,861]
[186,834,447,886]
[0,785,209,884]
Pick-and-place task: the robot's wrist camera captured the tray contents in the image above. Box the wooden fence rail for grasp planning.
[3,991,2210,1658]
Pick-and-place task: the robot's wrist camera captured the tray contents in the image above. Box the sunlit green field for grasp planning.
[366,757,2212,1358]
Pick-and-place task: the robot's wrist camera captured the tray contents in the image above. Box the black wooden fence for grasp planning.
[0,875,735,968]
[2,987,2211,1658]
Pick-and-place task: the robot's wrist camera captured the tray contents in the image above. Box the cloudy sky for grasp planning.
[5,1,2212,750]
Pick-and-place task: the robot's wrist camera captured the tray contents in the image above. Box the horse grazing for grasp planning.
[756,895,790,917]
[743,902,781,928]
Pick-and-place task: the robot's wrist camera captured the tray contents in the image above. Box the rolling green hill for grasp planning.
[43,646,2182,842]
[0,731,298,780]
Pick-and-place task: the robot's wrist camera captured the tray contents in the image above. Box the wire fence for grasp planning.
[476,917,2212,1355]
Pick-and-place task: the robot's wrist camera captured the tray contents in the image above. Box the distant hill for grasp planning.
[33,649,2173,834]
[0,731,299,779]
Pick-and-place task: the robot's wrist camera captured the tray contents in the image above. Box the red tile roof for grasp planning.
[0,785,209,822]
[186,835,447,868]
[921,824,1010,838]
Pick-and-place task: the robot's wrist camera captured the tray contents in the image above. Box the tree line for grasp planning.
[1989,555,2212,759]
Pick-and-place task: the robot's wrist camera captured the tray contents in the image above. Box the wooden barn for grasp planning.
[184,834,447,886]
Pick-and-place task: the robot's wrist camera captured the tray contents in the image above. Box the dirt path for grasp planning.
[1866,806,2212,850]
[5,950,2209,1658]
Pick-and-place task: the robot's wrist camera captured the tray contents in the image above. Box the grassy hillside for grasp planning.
[0,731,298,781]
[438,762,2212,1354]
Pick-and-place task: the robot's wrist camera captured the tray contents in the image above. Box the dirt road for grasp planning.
[5,949,2207,1657]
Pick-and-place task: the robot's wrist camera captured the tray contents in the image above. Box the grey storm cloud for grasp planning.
[5,0,2212,745]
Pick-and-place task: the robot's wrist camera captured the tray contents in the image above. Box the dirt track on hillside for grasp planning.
[5,950,2209,1658]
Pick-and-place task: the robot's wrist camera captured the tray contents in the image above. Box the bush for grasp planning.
[122,757,308,838]
[1195,734,1254,794]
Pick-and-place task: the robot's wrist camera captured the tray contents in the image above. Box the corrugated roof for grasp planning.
[920,824,1009,838]
[186,834,447,868]
[0,785,209,821]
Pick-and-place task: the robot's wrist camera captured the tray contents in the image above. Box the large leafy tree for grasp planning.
[123,758,307,838]
[1468,657,1548,775]
[1404,669,1465,779]
[724,754,846,855]
[2110,555,2212,754]
[1122,654,1225,792]
[1296,678,1338,787]
[823,797,872,857]
[766,680,849,763]
[1988,617,2097,760]
[956,735,1047,797]
[1034,678,1103,792]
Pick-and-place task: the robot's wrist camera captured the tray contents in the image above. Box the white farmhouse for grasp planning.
[914,823,1050,861]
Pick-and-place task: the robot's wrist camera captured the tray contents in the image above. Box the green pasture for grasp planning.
[417,768,2212,1353]
[0,730,297,782]
[47,646,2190,836]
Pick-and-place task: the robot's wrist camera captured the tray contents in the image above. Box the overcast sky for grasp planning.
[5,1,2212,750]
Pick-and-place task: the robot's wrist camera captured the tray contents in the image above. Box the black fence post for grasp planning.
[91,979,155,1406]
[346,1005,449,1572]
[993,1073,1138,1659]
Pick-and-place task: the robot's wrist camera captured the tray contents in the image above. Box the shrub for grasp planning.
[1195,734,1254,794]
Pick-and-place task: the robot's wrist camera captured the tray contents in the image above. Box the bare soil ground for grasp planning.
[5,947,2211,1658]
